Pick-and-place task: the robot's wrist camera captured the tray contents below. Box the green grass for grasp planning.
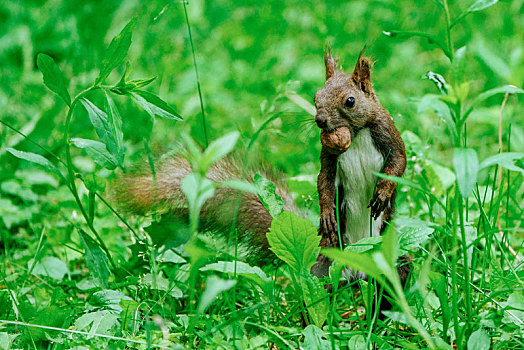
[1,0,523,349]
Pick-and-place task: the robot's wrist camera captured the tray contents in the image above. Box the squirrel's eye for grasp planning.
[345,97,355,108]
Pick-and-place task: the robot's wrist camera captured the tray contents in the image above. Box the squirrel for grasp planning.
[311,49,411,289]
[113,50,410,288]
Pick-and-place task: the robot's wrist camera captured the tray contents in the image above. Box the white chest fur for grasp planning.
[336,128,384,245]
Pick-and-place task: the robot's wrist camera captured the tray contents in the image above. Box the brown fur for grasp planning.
[112,153,297,261]
[313,49,410,299]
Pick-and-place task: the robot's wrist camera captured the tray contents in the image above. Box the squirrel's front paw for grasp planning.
[368,180,396,219]
[320,208,338,246]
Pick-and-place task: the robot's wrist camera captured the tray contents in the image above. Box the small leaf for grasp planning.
[75,310,119,337]
[266,211,320,273]
[80,99,117,154]
[201,132,240,169]
[96,18,137,85]
[197,276,236,313]
[254,174,285,218]
[381,230,398,267]
[480,152,524,173]
[300,273,329,327]
[423,71,449,95]
[467,0,498,13]
[302,325,331,350]
[6,148,64,179]
[79,229,110,288]
[70,138,118,170]
[132,90,183,120]
[142,273,183,298]
[200,261,271,289]
[345,236,382,253]
[321,248,383,283]
[36,54,71,106]
[103,91,124,165]
[453,148,479,198]
[399,226,434,254]
[467,328,490,350]
[89,290,131,312]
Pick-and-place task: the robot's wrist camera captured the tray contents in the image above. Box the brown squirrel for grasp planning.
[311,50,411,286]
[114,50,410,285]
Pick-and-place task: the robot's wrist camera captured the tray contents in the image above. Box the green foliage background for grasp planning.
[0,0,523,349]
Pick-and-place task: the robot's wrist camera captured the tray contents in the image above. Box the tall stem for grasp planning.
[64,86,116,269]
[442,0,454,60]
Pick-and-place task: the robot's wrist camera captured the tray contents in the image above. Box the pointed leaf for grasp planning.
[453,148,479,198]
[96,18,137,84]
[197,276,236,313]
[70,138,118,170]
[36,54,71,106]
[267,211,320,272]
[201,131,239,167]
[480,152,524,174]
[132,90,182,120]
[254,173,285,218]
[79,229,110,288]
[103,91,124,165]
[80,99,118,154]
[6,148,64,179]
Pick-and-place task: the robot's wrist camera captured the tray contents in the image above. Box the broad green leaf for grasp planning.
[103,91,124,165]
[70,138,118,170]
[28,256,68,281]
[142,273,183,298]
[80,99,118,154]
[453,148,479,198]
[79,229,110,288]
[201,131,240,169]
[6,148,64,179]
[399,226,434,254]
[200,261,271,289]
[479,152,524,174]
[300,273,329,327]
[321,248,383,282]
[197,276,236,313]
[75,310,119,337]
[36,54,71,106]
[467,328,490,350]
[449,46,467,83]
[423,71,449,95]
[96,18,137,85]
[345,236,382,253]
[89,290,131,312]
[266,211,320,272]
[301,325,331,350]
[132,90,182,120]
[348,335,366,350]
[502,292,524,325]
[254,173,285,218]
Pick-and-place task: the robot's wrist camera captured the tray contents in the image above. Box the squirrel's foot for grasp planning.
[320,208,338,244]
[368,180,396,219]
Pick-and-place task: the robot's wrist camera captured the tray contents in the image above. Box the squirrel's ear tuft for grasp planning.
[324,47,339,81]
[352,51,374,93]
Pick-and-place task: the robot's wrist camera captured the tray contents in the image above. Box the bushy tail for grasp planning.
[112,155,297,258]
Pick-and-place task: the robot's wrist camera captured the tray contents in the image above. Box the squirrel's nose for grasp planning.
[315,114,328,129]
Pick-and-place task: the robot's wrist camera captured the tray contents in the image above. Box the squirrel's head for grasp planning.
[314,50,378,134]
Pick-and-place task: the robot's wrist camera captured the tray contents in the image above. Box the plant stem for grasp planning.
[442,0,454,60]
[63,86,116,270]
[182,0,209,148]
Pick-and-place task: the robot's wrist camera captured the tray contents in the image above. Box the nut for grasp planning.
[321,127,351,155]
